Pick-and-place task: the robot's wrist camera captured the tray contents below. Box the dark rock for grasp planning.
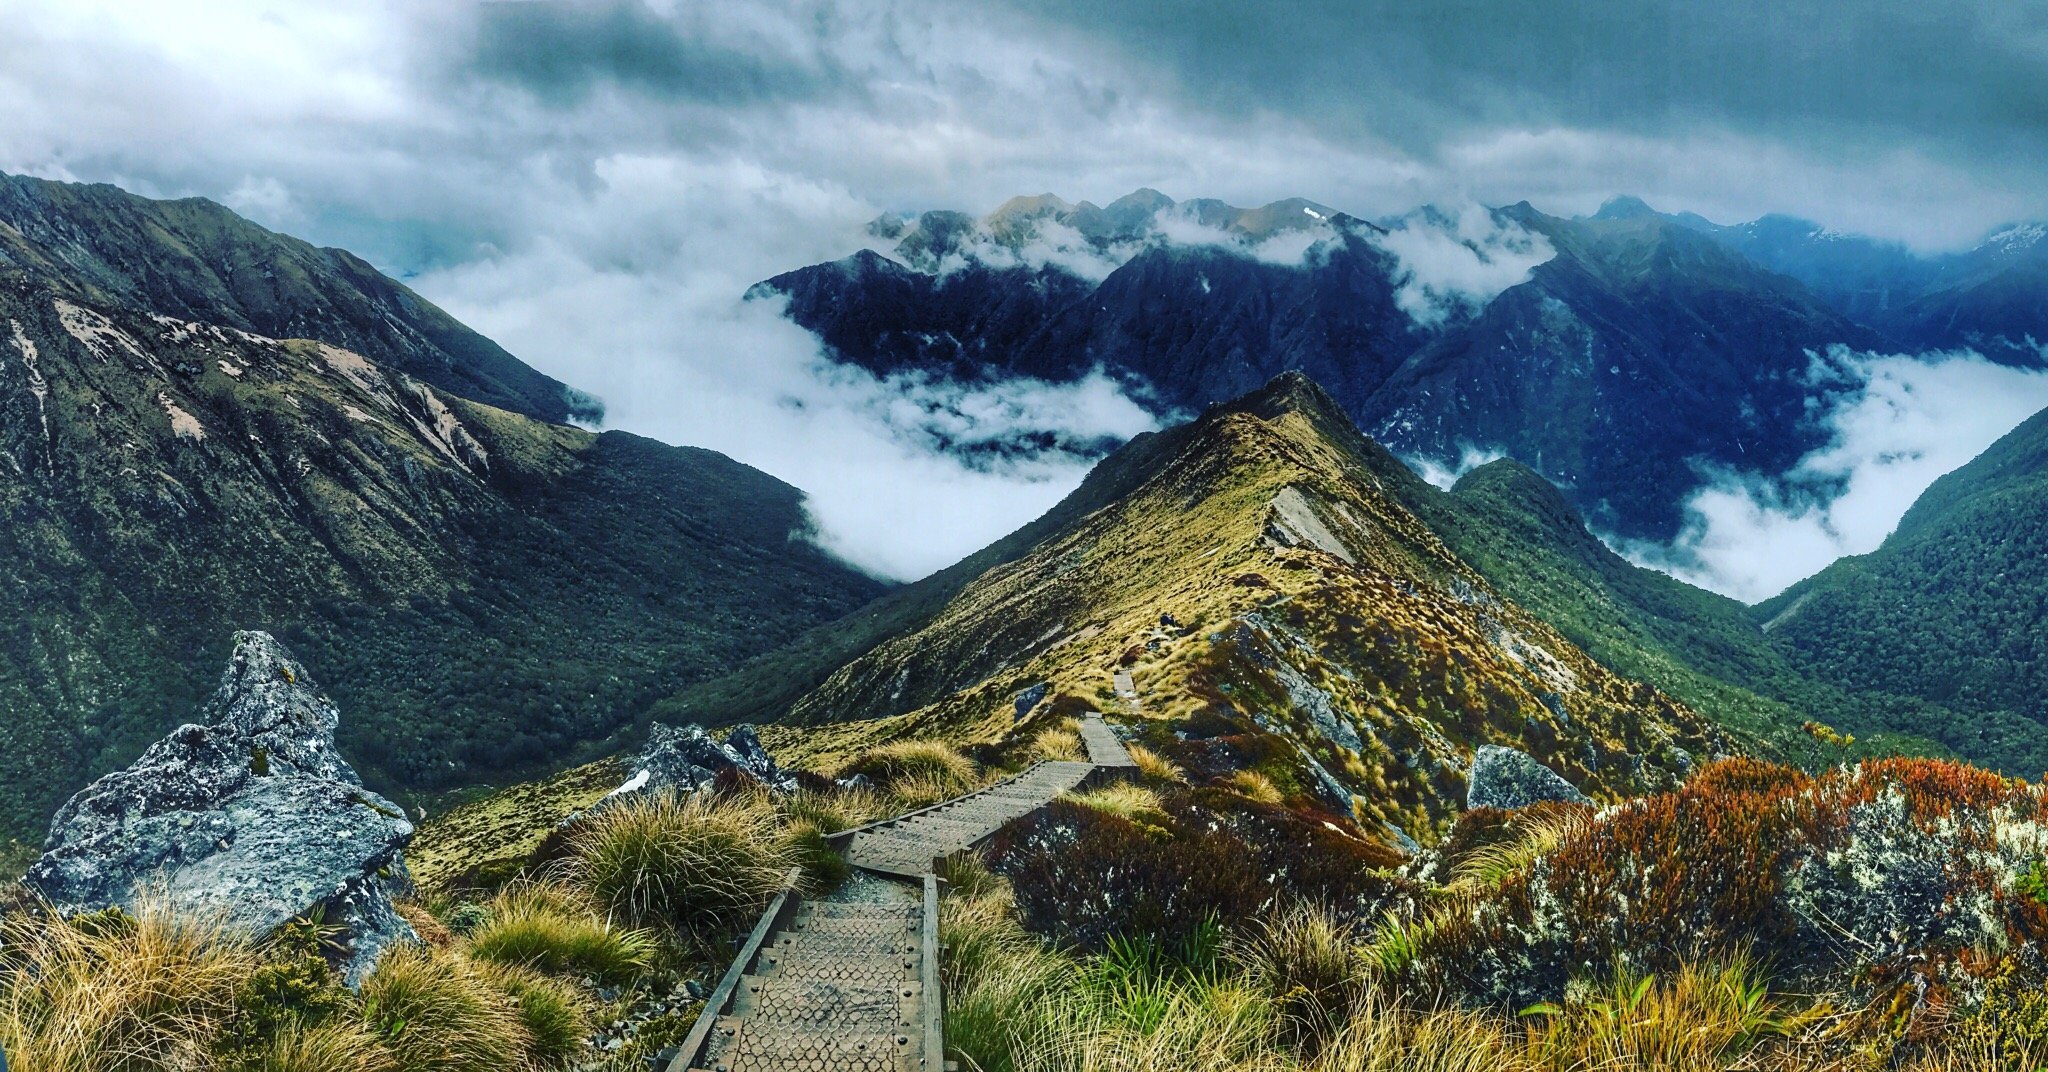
[1465,745,1591,811]
[1013,682,1049,721]
[598,723,795,806]
[25,631,414,986]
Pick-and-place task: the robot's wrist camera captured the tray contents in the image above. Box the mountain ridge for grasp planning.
[0,170,598,424]
[0,192,888,843]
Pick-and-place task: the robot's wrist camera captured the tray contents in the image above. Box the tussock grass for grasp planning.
[0,903,256,1071]
[1126,744,1184,784]
[563,791,792,929]
[357,944,530,1072]
[1231,905,1363,1049]
[472,961,592,1068]
[778,819,851,893]
[1031,722,1087,763]
[464,882,653,984]
[1060,783,1168,824]
[888,770,976,812]
[780,786,885,835]
[1227,770,1285,805]
[843,740,978,797]
[238,1019,395,1072]
[1445,805,1594,895]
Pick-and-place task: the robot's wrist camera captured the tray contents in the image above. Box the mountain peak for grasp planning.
[1222,370,1350,424]
[1592,195,1660,221]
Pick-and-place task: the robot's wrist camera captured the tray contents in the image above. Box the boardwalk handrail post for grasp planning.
[921,872,943,1068]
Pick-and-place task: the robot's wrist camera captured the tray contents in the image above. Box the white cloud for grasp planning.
[2,0,2042,589]
[1408,444,1509,490]
[415,154,1161,582]
[1621,346,2048,601]
[1373,203,1553,326]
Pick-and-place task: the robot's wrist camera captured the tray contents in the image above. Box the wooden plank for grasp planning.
[825,762,1050,852]
[665,867,802,1072]
[921,872,943,1070]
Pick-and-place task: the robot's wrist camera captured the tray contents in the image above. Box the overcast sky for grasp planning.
[3,0,2045,584]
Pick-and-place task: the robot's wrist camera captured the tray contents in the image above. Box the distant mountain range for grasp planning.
[0,172,886,842]
[8,168,2048,855]
[754,189,2048,546]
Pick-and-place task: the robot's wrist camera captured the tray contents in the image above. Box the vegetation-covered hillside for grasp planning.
[0,276,884,843]
[1757,402,2048,757]
[674,373,1722,844]
[1422,458,2020,773]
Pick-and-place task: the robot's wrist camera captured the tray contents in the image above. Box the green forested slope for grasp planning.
[1426,459,2040,774]
[1754,404,2048,765]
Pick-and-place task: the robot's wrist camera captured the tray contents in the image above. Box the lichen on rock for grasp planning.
[1465,744,1591,811]
[24,631,415,986]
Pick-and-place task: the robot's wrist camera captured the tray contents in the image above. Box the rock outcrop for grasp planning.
[599,723,795,806]
[25,632,415,986]
[1465,744,1591,810]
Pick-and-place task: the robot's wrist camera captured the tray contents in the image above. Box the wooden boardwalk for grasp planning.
[667,715,1134,1072]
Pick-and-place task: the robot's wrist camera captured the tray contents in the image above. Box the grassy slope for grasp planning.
[676,375,1720,843]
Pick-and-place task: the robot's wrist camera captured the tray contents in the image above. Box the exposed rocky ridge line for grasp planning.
[0,169,595,424]
[25,631,414,986]
[745,372,1722,839]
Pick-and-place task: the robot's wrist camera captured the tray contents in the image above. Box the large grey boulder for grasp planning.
[25,632,414,986]
[598,723,795,807]
[1466,745,1591,811]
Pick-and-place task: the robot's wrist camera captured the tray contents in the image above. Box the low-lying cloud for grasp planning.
[416,155,1161,583]
[1375,205,1553,326]
[1621,345,2048,602]
[1409,444,1510,491]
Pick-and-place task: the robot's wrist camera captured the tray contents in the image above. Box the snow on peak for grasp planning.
[1985,223,2047,253]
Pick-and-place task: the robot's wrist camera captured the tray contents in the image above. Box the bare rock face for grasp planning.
[599,723,795,806]
[25,631,414,986]
[1466,744,1591,811]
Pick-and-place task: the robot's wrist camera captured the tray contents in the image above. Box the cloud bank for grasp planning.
[1,0,2044,583]
[1622,346,2048,602]
[1376,205,1553,326]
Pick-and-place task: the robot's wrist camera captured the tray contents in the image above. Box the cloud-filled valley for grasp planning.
[3,0,2046,596]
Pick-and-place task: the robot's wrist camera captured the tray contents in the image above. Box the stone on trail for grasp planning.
[1465,744,1591,811]
[25,631,415,986]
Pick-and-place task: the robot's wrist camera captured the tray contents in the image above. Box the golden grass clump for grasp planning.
[1445,804,1595,895]
[842,740,978,797]
[1230,904,1365,1048]
[471,960,593,1068]
[464,881,654,984]
[887,770,976,812]
[356,944,530,1072]
[1060,783,1168,825]
[1127,744,1185,785]
[1516,957,1792,1070]
[1227,770,1285,805]
[1031,722,1087,763]
[0,904,257,1072]
[236,1019,395,1072]
[779,786,885,835]
[563,790,792,929]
